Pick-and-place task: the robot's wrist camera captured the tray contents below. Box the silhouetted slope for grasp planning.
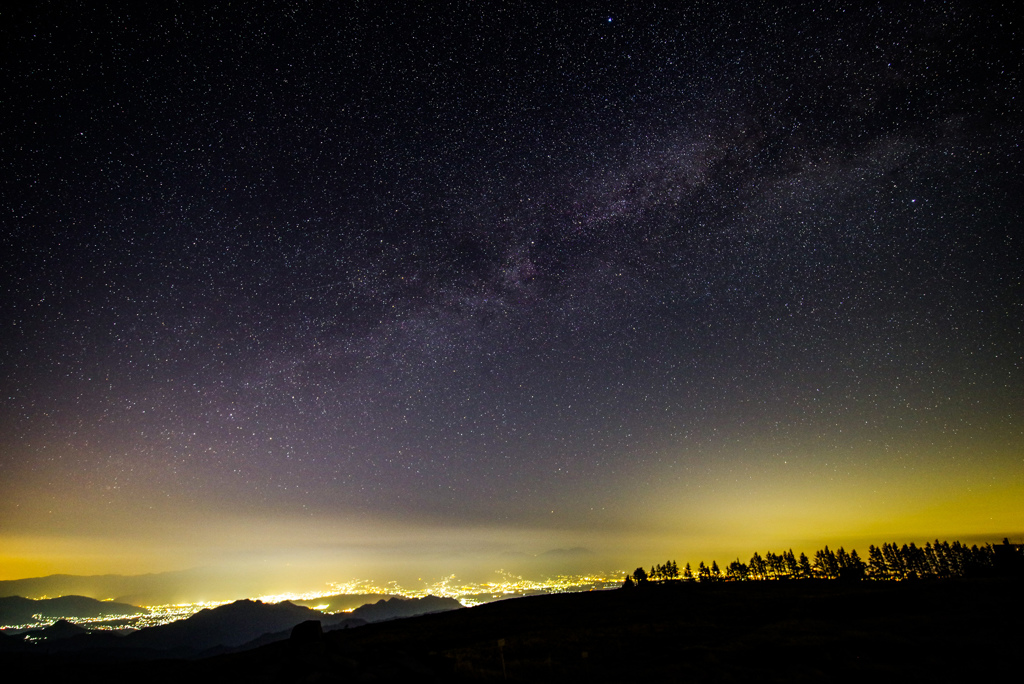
[0,630,31,654]
[237,578,1023,683]
[0,596,45,626]
[0,595,147,626]
[29,619,88,641]
[348,595,462,623]
[216,616,368,655]
[3,579,1022,682]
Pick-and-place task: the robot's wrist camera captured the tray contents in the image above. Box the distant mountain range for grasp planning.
[0,595,148,626]
[290,593,392,612]
[0,594,462,660]
[347,595,462,623]
[0,569,325,606]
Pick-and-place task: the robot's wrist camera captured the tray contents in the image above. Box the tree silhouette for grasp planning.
[727,559,749,580]
[766,552,785,578]
[784,549,799,577]
[923,542,940,577]
[798,552,812,578]
[948,541,967,576]
[749,552,767,580]
[968,543,996,576]
[628,537,997,589]
[867,545,887,579]
[849,549,866,574]
[813,546,839,579]
[882,543,905,579]
[904,543,928,579]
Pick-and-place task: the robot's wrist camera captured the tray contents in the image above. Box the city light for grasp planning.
[0,572,626,632]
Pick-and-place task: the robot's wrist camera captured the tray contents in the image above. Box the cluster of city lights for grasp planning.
[2,601,231,632]
[255,571,623,608]
[1,572,625,632]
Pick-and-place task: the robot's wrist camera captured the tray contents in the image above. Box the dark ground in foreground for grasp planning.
[3,578,1021,682]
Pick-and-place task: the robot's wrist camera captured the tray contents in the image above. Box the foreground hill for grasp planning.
[0,595,147,627]
[2,578,1021,682]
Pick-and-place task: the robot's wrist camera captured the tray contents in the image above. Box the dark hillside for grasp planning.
[2,578,1021,682]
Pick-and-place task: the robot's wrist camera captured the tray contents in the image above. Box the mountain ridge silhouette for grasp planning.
[0,595,148,626]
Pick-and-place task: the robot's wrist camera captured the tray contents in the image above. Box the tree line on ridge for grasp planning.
[624,538,1020,587]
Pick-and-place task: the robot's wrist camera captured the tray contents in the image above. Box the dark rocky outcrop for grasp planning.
[289,619,323,644]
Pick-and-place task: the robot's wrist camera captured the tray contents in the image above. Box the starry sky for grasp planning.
[1,2,1021,591]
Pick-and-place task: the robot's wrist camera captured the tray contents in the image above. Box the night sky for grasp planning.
[2,2,1021,590]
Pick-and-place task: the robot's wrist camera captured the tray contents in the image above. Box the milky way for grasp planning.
[1,2,1021,585]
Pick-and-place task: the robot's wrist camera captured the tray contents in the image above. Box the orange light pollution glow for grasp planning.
[1,3,1021,602]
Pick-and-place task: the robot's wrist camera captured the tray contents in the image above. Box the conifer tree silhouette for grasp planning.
[798,552,812,578]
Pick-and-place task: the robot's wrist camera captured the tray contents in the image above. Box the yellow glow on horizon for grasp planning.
[1,425,1020,588]
[0,534,192,581]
